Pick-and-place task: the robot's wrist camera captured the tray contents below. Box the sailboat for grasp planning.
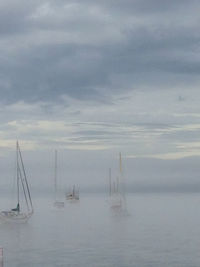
[53,150,64,208]
[110,153,127,212]
[0,141,34,223]
[65,185,79,202]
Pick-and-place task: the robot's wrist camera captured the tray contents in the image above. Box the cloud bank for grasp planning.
[0,0,200,190]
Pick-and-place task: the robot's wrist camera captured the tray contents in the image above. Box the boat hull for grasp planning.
[66,195,79,203]
[0,211,33,223]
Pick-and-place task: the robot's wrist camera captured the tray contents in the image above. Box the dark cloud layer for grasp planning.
[0,0,200,104]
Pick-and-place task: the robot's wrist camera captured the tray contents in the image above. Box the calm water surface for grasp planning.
[0,193,200,266]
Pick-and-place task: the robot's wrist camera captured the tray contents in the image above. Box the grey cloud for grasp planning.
[1,0,200,193]
[72,0,192,15]
[0,43,110,103]
[0,0,200,104]
[162,129,200,143]
[0,1,39,35]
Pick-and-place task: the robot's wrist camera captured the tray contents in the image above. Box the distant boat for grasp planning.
[110,177,122,210]
[0,141,34,222]
[66,185,79,202]
[110,153,127,213]
[53,150,64,208]
[108,167,121,209]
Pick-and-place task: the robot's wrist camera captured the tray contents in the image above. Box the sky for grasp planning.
[1,0,200,192]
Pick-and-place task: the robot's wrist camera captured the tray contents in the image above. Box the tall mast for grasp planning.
[16,141,20,207]
[109,168,112,196]
[18,143,33,213]
[54,150,57,201]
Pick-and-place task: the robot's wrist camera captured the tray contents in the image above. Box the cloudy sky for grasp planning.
[1,0,200,191]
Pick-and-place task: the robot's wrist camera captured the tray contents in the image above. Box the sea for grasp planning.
[0,193,200,267]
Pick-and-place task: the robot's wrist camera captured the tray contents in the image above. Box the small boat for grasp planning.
[110,153,127,213]
[66,185,79,202]
[110,177,122,210]
[0,141,34,223]
[53,150,64,208]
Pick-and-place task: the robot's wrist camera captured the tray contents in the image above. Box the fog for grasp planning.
[1,0,200,266]
[0,148,200,195]
[1,194,200,266]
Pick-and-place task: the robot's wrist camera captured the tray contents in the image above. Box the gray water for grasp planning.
[0,193,200,267]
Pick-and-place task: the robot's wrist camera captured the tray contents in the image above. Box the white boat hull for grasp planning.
[66,196,79,203]
[0,211,33,223]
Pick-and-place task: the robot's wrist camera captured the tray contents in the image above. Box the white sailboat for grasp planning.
[66,185,79,202]
[53,150,64,208]
[0,141,34,223]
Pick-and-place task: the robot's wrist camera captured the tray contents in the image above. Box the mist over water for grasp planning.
[0,193,200,267]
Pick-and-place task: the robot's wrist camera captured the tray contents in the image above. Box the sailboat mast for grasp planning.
[54,150,58,201]
[18,144,33,213]
[16,141,20,207]
[18,165,30,211]
[109,168,112,196]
